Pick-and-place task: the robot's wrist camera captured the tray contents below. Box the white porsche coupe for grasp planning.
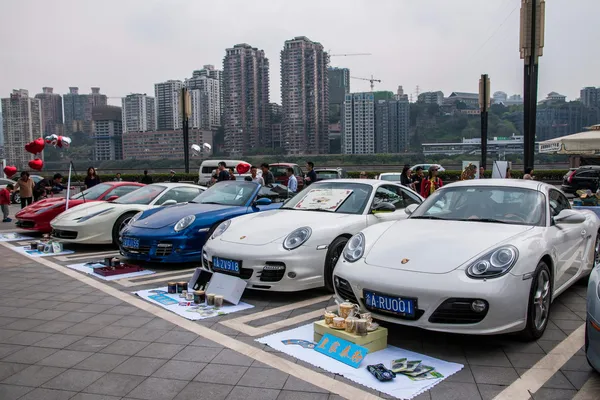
[202,179,423,292]
[333,180,600,339]
[51,183,205,245]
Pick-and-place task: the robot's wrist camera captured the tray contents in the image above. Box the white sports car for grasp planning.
[51,183,205,245]
[202,179,423,292]
[333,180,600,339]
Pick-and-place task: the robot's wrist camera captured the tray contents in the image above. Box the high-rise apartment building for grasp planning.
[281,36,329,154]
[193,65,223,118]
[93,105,123,161]
[222,43,270,154]
[328,67,350,125]
[1,90,42,169]
[581,87,600,108]
[155,80,183,131]
[375,95,410,153]
[63,87,107,136]
[342,92,375,154]
[122,94,155,133]
[186,73,221,130]
[418,91,444,106]
[35,87,63,137]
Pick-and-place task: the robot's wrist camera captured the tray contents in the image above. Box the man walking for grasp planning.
[141,170,152,184]
[286,167,298,193]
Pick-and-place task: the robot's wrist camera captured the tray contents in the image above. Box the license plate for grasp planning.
[123,237,139,249]
[363,290,417,318]
[212,256,240,274]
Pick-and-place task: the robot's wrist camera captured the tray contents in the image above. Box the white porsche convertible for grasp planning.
[333,180,600,339]
[202,179,423,291]
[51,183,205,245]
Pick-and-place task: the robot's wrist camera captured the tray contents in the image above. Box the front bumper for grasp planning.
[120,229,209,264]
[50,220,112,244]
[333,259,531,335]
[587,314,600,372]
[201,237,327,292]
[15,218,50,232]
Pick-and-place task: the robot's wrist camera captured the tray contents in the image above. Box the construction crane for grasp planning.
[329,53,372,57]
[350,75,382,92]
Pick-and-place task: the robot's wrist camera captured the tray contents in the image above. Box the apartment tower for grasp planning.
[342,92,375,154]
[93,105,123,161]
[154,80,183,131]
[1,90,42,169]
[35,87,64,136]
[122,94,155,133]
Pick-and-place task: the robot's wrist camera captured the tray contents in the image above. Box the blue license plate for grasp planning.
[212,256,240,274]
[363,290,417,318]
[123,237,139,249]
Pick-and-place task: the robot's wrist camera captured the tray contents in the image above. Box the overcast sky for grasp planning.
[1,0,598,106]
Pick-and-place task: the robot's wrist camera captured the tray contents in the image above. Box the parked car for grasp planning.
[586,261,600,372]
[377,173,401,182]
[562,166,600,194]
[119,182,292,264]
[202,179,423,292]
[270,163,305,190]
[51,183,205,245]
[15,181,144,233]
[314,167,348,181]
[333,179,600,339]
[410,164,445,172]
[198,159,248,185]
[1,175,43,204]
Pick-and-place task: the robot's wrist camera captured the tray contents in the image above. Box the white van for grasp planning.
[198,159,249,185]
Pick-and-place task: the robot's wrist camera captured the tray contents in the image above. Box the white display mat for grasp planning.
[257,324,463,400]
[66,263,155,281]
[134,287,254,321]
[10,245,74,258]
[0,233,33,242]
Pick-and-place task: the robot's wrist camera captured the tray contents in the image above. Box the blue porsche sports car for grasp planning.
[119,181,293,263]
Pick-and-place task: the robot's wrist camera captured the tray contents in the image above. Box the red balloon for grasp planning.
[236,162,251,174]
[28,158,44,171]
[24,138,45,154]
[56,136,63,148]
[3,165,17,178]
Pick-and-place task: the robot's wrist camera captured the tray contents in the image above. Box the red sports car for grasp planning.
[15,181,144,233]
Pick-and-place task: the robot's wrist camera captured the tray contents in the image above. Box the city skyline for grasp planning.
[1,0,598,107]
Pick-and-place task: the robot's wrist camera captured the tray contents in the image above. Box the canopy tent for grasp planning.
[539,124,600,154]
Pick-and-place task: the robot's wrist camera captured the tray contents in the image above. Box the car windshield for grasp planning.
[281,182,372,214]
[191,181,257,206]
[112,185,166,205]
[380,174,401,182]
[410,185,546,226]
[71,183,112,200]
[315,170,339,180]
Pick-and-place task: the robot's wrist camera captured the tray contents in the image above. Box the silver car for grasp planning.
[586,259,600,372]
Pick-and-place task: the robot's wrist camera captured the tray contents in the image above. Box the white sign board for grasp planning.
[492,161,510,179]
[205,272,247,305]
[294,188,353,211]
[461,161,480,180]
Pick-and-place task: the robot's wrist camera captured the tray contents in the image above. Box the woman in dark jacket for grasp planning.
[84,167,101,189]
[400,166,413,187]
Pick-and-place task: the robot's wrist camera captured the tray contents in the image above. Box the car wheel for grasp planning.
[112,213,136,245]
[12,192,20,204]
[324,236,348,292]
[521,261,552,340]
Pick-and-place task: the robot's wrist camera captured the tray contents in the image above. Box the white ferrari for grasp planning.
[333,180,600,339]
[51,183,205,245]
[202,179,423,292]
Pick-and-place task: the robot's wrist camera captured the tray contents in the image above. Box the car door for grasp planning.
[548,189,586,289]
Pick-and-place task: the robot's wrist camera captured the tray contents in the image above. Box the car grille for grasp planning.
[52,229,78,240]
[429,298,489,324]
[16,220,35,228]
[207,260,253,280]
[123,245,151,255]
[259,262,286,282]
[155,242,173,257]
[333,276,359,304]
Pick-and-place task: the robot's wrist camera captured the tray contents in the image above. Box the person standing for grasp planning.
[400,166,413,187]
[216,162,230,182]
[506,168,512,179]
[286,167,298,193]
[412,166,424,194]
[250,166,264,185]
[228,168,237,181]
[114,173,123,182]
[305,161,317,186]
[420,166,443,199]
[523,167,535,180]
[141,170,153,184]
[1,184,13,222]
[169,170,179,182]
[359,171,367,179]
[479,166,486,179]
[84,167,101,189]
[261,163,275,185]
[15,171,34,209]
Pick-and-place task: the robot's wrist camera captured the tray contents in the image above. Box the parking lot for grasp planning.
[1,199,599,400]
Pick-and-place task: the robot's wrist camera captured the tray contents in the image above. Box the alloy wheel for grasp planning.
[533,269,551,331]
[119,217,132,233]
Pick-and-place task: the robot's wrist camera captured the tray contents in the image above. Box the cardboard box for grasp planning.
[313,320,388,353]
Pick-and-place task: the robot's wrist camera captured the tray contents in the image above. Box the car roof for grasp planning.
[270,163,298,166]
[150,182,206,189]
[311,178,388,187]
[379,172,401,175]
[578,165,600,169]
[444,179,548,191]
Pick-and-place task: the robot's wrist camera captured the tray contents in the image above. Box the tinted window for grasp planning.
[576,170,598,178]
[201,167,216,174]
[372,185,421,210]
[71,183,112,200]
[380,174,401,182]
[315,171,339,180]
[549,189,571,218]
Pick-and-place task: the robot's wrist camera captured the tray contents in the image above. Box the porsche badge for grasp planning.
[401,258,409,264]
[240,236,246,240]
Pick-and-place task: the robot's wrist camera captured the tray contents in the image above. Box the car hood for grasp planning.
[132,202,239,229]
[220,209,354,245]
[364,219,534,274]
[16,198,86,217]
[52,201,121,222]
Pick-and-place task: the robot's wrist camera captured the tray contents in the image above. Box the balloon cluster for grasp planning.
[191,143,212,157]
[6,135,75,173]
[45,134,71,149]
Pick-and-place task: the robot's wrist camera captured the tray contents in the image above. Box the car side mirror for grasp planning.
[371,202,395,214]
[106,196,119,201]
[254,197,272,206]
[405,204,419,215]
[161,199,177,206]
[554,209,586,225]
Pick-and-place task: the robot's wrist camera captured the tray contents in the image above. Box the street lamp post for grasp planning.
[181,88,192,174]
[479,74,491,170]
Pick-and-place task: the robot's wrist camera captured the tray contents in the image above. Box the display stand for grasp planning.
[314,320,388,353]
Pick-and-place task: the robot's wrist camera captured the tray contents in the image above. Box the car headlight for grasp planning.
[343,233,365,263]
[76,208,114,223]
[128,211,143,226]
[466,245,519,279]
[210,219,231,240]
[283,227,312,250]
[174,215,196,232]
